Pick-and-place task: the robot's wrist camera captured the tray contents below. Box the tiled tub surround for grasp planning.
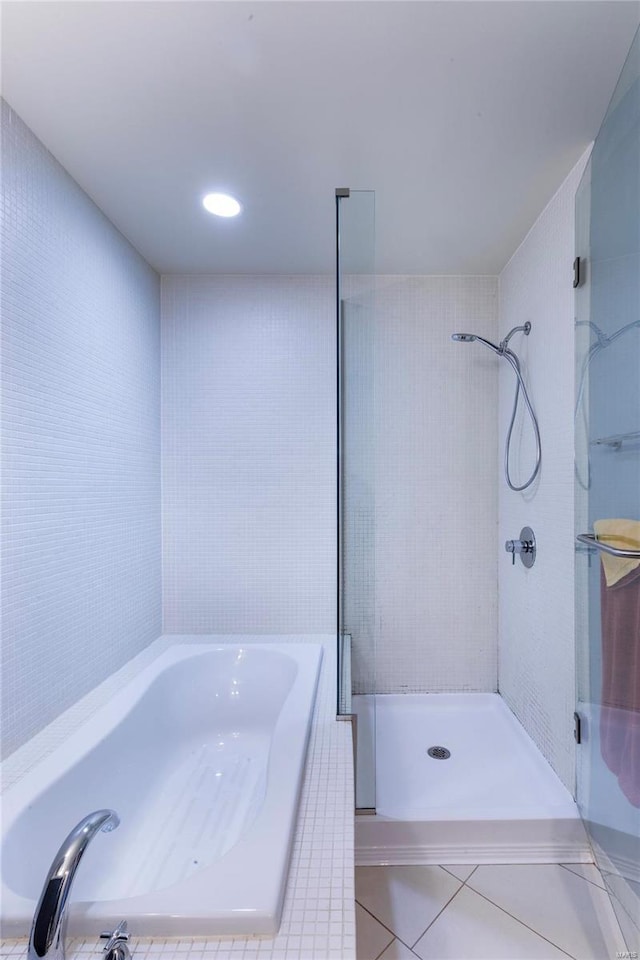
[0,636,355,960]
[1,101,162,759]
[161,275,336,637]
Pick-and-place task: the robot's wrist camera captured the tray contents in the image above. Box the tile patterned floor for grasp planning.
[356,863,630,960]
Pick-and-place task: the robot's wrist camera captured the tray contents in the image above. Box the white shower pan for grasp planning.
[354,693,591,865]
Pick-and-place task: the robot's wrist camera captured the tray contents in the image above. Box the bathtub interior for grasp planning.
[3,647,299,903]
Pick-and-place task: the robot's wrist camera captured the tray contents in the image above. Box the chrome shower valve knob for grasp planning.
[505,538,530,564]
[505,539,518,564]
[505,527,536,567]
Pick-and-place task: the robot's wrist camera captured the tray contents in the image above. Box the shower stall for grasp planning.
[336,33,639,918]
[335,191,587,864]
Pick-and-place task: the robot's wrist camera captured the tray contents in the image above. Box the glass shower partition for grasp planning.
[336,189,377,811]
[574,27,640,953]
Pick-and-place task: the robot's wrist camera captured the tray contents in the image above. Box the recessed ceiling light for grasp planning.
[202,193,242,217]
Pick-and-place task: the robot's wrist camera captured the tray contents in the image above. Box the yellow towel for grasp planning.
[593,519,640,587]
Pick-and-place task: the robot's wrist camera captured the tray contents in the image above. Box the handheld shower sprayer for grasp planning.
[451,322,541,491]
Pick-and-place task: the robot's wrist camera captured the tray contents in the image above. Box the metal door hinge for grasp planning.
[573,257,582,288]
[574,711,582,744]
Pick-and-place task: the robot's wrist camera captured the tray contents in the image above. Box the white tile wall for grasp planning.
[162,274,498,694]
[1,100,162,758]
[161,276,336,635]
[348,276,499,694]
[498,149,591,791]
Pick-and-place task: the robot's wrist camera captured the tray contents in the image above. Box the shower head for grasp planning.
[451,332,503,355]
[452,322,541,491]
[452,323,531,357]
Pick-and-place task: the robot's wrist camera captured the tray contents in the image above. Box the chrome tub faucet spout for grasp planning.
[28,809,120,960]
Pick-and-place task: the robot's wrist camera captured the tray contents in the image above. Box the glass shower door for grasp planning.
[574,27,640,952]
[336,189,377,811]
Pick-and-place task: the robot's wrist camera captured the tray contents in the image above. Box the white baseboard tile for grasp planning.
[355,817,593,866]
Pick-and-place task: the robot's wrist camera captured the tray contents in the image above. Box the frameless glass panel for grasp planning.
[575,27,640,952]
[336,189,377,810]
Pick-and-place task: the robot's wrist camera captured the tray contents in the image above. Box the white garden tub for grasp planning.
[1,643,322,937]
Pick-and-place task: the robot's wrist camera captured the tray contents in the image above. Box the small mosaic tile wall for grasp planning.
[1,99,162,759]
[342,274,500,696]
[0,635,355,960]
[161,275,336,637]
[498,150,590,792]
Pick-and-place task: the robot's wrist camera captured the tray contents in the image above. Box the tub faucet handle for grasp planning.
[101,921,128,946]
[101,921,131,960]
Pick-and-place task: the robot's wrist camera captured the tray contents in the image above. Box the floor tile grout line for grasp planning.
[601,883,640,941]
[372,939,394,960]
[463,881,578,960]
[390,933,424,958]
[356,864,617,960]
[439,865,478,884]
[613,888,640,928]
[375,936,423,960]
[355,899,397,956]
[355,873,467,958]
[602,883,640,944]
[355,899,422,960]
[408,882,466,950]
[559,863,606,892]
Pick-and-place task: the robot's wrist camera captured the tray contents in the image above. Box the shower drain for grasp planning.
[427,746,451,759]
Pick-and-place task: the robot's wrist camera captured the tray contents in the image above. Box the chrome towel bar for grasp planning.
[576,533,640,559]
[590,429,640,449]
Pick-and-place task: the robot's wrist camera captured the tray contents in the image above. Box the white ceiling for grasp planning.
[2,1,639,275]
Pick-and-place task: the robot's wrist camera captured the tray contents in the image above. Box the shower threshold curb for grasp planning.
[355,816,592,866]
